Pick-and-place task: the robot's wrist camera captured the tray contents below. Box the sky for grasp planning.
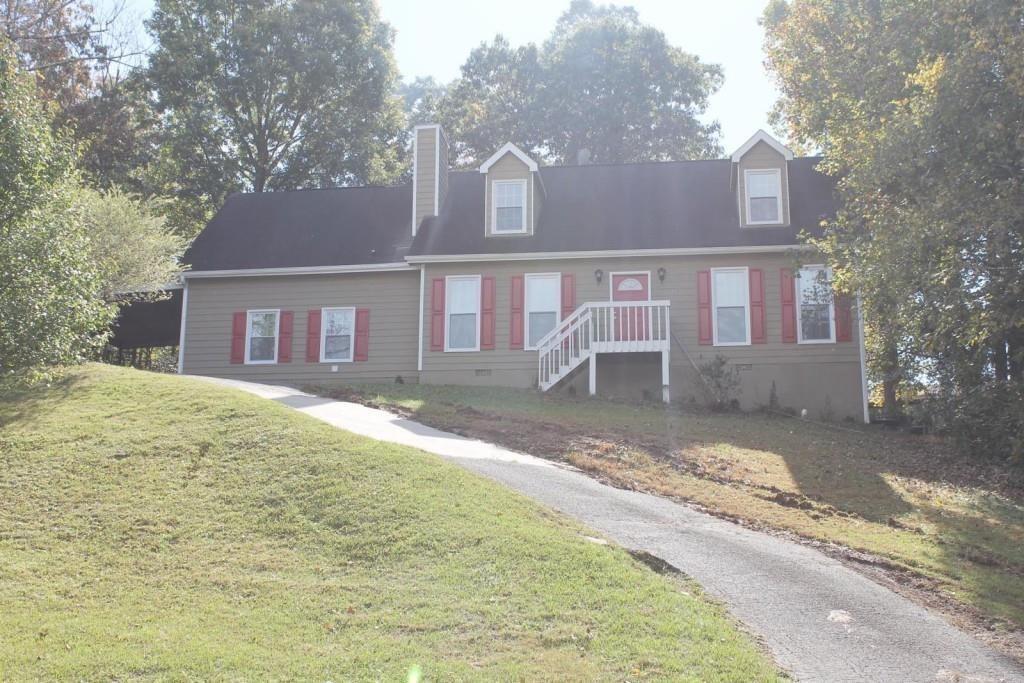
[102,0,779,153]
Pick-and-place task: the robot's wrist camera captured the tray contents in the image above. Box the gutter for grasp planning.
[404,244,810,264]
[181,262,414,279]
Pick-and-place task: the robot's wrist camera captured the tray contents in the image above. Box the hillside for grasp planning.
[0,365,778,680]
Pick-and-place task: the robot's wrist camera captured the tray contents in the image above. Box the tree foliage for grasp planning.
[145,0,406,235]
[71,186,186,299]
[0,40,114,377]
[763,0,1024,459]
[415,0,723,167]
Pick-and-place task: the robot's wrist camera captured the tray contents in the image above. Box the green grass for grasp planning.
[318,383,1024,635]
[0,365,780,681]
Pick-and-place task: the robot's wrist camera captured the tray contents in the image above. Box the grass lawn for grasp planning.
[316,382,1024,647]
[0,364,781,681]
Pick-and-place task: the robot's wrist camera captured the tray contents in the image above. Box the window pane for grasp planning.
[495,182,523,208]
[250,312,276,337]
[448,313,477,349]
[249,336,275,361]
[747,171,779,197]
[801,304,831,341]
[529,312,557,347]
[717,306,747,343]
[713,270,747,307]
[799,268,831,305]
[324,334,351,360]
[324,309,353,336]
[749,196,779,222]
[496,206,522,231]
[448,279,479,314]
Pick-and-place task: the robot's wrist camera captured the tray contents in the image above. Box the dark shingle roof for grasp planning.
[184,185,412,271]
[184,157,835,271]
[409,157,834,257]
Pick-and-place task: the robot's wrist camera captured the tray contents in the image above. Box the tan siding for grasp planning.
[421,254,864,419]
[182,272,420,384]
[737,140,791,227]
[483,153,534,236]
[414,128,437,229]
[437,128,449,211]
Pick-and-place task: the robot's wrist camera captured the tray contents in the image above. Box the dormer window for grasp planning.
[492,180,528,234]
[744,169,783,225]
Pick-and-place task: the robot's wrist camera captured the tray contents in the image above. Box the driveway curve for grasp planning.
[201,377,1022,683]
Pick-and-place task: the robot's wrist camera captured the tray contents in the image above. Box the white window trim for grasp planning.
[743,168,783,225]
[444,274,482,352]
[796,265,837,345]
[710,267,751,347]
[524,272,562,351]
[608,271,653,301]
[490,179,529,235]
[244,309,280,365]
[319,306,356,363]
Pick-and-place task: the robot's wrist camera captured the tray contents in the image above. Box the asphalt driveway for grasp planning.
[201,377,1022,683]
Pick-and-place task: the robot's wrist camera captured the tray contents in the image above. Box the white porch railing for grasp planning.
[537,300,671,392]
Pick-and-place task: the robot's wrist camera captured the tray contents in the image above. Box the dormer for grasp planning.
[479,142,544,237]
[731,130,794,228]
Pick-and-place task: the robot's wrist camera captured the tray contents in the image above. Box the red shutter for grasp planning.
[697,270,712,345]
[480,276,496,350]
[781,269,797,343]
[430,278,445,352]
[561,273,576,319]
[354,308,370,360]
[749,269,766,344]
[306,309,321,362]
[835,294,853,342]
[278,311,294,362]
[230,312,246,363]
[510,275,524,349]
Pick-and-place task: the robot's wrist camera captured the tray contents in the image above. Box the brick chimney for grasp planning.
[411,124,448,236]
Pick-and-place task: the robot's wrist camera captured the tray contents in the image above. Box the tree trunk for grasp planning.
[881,341,901,419]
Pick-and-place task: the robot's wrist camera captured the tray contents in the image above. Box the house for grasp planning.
[177,125,869,422]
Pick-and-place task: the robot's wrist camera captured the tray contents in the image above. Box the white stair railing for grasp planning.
[537,300,671,392]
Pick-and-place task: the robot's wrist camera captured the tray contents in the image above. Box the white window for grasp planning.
[320,307,355,362]
[711,268,750,346]
[245,309,279,364]
[525,273,561,349]
[797,266,835,343]
[492,180,527,233]
[744,169,783,224]
[445,275,481,351]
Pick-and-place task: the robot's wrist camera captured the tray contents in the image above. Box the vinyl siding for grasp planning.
[737,140,791,227]
[182,271,419,384]
[420,253,864,419]
[414,127,438,230]
[483,153,534,235]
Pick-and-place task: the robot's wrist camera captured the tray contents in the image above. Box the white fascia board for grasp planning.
[731,129,795,162]
[478,142,539,173]
[405,244,810,264]
[182,262,414,279]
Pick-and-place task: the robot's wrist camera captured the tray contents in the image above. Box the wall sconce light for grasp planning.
[594,269,604,284]
[657,267,667,283]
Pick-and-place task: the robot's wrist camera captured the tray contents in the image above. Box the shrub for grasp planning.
[697,355,741,411]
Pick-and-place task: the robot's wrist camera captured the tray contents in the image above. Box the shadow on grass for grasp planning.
[0,372,84,429]
[307,381,1024,629]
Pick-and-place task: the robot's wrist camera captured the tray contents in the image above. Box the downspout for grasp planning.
[857,293,870,423]
[176,279,190,374]
[417,265,425,373]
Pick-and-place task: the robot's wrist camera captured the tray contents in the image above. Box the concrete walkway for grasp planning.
[201,377,1022,683]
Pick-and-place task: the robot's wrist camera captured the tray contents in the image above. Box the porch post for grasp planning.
[661,349,670,403]
[589,353,597,396]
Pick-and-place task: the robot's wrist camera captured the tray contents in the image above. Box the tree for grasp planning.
[71,186,186,299]
[2,0,143,110]
[145,0,406,237]
[0,40,113,377]
[414,0,723,167]
[763,0,1024,458]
